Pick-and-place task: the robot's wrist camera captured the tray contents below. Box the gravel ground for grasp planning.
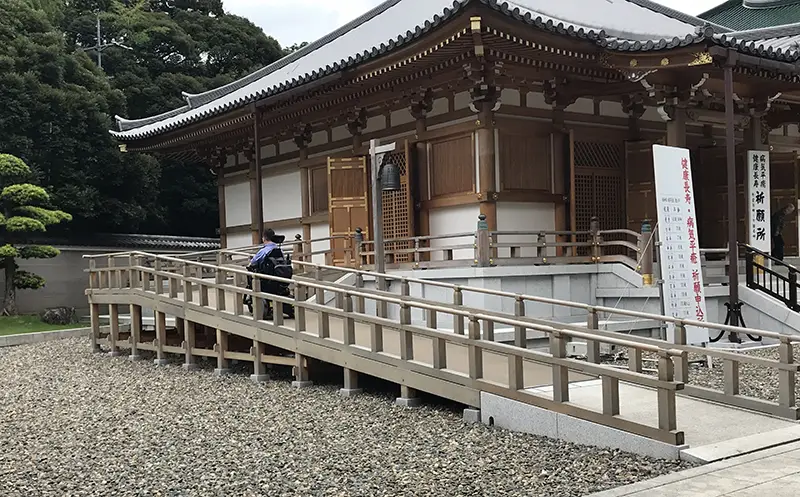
[0,338,694,497]
[604,343,797,403]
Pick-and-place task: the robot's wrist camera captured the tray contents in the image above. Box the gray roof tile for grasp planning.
[110,0,796,142]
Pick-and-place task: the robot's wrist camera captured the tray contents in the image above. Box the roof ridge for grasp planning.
[626,0,732,32]
[179,0,409,111]
[115,106,191,132]
[698,0,739,20]
[722,20,800,39]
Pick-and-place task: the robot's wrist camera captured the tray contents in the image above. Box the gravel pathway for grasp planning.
[0,338,693,497]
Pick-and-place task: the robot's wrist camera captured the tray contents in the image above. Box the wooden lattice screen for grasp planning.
[573,139,626,255]
[380,141,415,263]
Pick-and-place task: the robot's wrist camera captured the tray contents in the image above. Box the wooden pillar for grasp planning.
[217,167,227,249]
[411,89,433,250]
[89,302,101,353]
[129,304,142,360]
[552,107,567,256]
[292,354,313,388]
[297,124,312,257]
[109,303,120,357]
[665,107,687,148]
[248,112,265,245]
[477,105,497,233]
[251,340,268,382]
[214,328,230,375]
[183,320,198,371]
[154,311,167,366]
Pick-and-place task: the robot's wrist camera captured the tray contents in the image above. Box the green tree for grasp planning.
[0,154,71,315]
[0,0,161,234]
[3,0,287,237]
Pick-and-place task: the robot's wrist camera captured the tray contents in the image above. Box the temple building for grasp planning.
[111,0,800,265]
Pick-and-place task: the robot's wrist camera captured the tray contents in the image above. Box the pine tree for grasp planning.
[0,154,71,315]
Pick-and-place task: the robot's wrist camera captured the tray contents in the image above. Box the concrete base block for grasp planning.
[109,350,122,357]
[396,397,422,408]
[480,391,684,460]
[182,363,199,371]
[340,388,363,397]
[292,381,313,389]
[213,368,231,376]
[250,374,270,383]
[463,408,481,424]
[128,354,141,362]
[153,358,169,367]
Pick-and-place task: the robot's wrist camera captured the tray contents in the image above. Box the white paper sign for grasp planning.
[747,150,771,253]
[652,145,709,345]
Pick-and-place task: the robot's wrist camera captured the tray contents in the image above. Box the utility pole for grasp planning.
[79,13,133,72]
[96,14,102,70]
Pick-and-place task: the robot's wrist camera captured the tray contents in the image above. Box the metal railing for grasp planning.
[743,243,800,312]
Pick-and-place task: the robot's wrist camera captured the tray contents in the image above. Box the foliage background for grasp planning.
[0,0,292,237]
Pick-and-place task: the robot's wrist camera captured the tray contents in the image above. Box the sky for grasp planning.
[225,0,727,47]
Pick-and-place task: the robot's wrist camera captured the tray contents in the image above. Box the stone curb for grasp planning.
[0,326,106,348]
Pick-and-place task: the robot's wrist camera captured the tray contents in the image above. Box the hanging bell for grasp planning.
[380,155,401,192]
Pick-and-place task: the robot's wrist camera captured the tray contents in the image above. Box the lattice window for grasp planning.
[594,175,627,256]
[574,139,626,257]
[574,141,624,169]
[381,149,414,263]
[574,174,594,255]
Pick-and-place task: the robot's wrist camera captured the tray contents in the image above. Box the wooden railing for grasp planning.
[214,216,655,280]
[86,251,690,445]
[204,249,800,420]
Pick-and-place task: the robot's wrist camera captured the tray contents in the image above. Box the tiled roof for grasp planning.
[701,1,800,31]
[25,233,221,252]
[111,0,798,143]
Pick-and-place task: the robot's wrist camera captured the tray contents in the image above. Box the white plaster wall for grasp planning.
[225,154,236,167]
[365,116,384,134]
[428,97,449,118]
[310,222,331,265]
[390,108,414,126]
[226,232,253,249]
[261,143,276,159]
[454,91,471,111]
[428,204,480,261]
[570,98,594,115]
[310,131,327,148]
[600,100,629,119]
[331,125,349,142]
[279,138,299,155]
[526,90,548,110]
[500,88,520,107]
[261,170,302,222]
[224,179,251,228]
[496,202,556,258]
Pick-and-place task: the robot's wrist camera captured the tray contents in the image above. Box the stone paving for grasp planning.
[588,441,800,496]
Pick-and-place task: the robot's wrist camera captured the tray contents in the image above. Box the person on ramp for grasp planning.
[247,228,295,320]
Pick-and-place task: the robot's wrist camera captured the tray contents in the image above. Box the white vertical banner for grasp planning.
[652,145,709,345]
[747,150,771,253]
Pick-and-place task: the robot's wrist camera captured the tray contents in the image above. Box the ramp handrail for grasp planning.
[86,250,688,445]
